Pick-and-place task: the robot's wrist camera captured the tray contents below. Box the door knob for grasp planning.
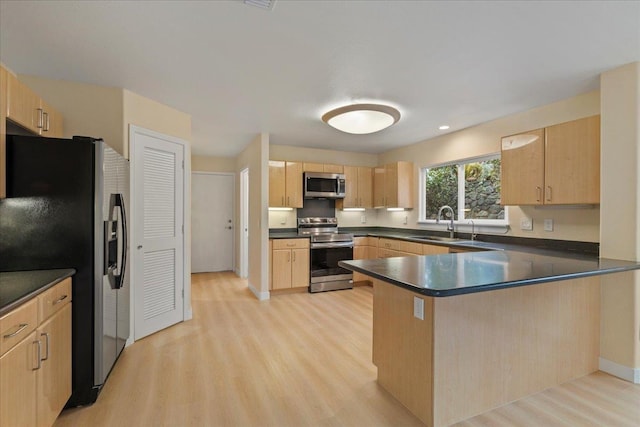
[137,245,143,249]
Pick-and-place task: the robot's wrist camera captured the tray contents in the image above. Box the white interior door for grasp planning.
[131,126,185,341]
[191,173,235,273]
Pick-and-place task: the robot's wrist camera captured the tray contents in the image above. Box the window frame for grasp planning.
[418,154,509,227]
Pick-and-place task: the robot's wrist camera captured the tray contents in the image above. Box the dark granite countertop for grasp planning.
[0,269,75,316]
[270,227,599,258]
[339,251,640,297]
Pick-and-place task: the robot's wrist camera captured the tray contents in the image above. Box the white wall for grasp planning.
[237,134,270,299]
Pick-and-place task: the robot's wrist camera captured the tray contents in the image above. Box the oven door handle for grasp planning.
[311,242,354,249]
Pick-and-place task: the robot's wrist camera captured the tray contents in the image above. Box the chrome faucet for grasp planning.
[469,219,476,241]
[436,205,455,238]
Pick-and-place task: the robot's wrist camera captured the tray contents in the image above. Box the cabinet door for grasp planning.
[357,167,373,208]
[269,161,286,207]
[285,161,303,208]
[323,164,343,173]
[545,115,600,204]
[340,165,358,208]
[7,72,41,133]
[373,166,386,208]
[271,249,292,289]
[395,162,414,209]
[385,163,399,207]
[501,129,545,205]
[291,249,309,288]
[40,100,64,138]
[353,245,367,282]
[0,331,38,427]
[302,162,324,172]
[36,303,72,427]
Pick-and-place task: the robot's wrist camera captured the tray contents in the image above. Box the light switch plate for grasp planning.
[413,297,424,320]
[544,218,554,232]
[520,217,533,231]
[361,215,366,224]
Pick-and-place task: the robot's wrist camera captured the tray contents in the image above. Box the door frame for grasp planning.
[240,168,249,278]
[191,171,236,273]
[128,125,191,344]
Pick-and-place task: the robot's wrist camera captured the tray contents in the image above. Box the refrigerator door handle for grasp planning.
[114,193,127,289]
[104,193,127,289]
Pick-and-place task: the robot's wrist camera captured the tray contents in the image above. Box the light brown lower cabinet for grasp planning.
[0,330,38,426]
[36,303,72,427]
[271,239,310,290]
[0,278,72,427]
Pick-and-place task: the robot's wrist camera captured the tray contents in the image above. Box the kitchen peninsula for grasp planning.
[340,252,640,427]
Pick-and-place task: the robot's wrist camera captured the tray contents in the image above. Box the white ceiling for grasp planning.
[1,1,638,157]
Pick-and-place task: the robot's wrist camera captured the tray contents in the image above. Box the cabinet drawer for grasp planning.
[0,298,38,357]
[378,248,404,258]
[354,237,368,246]
[272,238,310,250]
[422,244,449,255]
[38,278,72,323]
[399,241,423,255]
[378,238,401,251]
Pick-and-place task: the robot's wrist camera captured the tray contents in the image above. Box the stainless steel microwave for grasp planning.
[304,172,346,199]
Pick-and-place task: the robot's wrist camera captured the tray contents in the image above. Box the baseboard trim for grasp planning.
[248,283,270,300]
[599,357,640,384]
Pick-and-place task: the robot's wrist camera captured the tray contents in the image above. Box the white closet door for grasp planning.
[131,127,184,340]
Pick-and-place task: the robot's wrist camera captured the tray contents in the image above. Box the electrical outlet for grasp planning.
[520,217,533,231]
[403,215,408,225]
[280,215,286,225]
[413,297,424,320]
[361,215,366,224]
[544,218,554,232]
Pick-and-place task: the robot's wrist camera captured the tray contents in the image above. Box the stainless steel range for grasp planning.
[298,217,354,293]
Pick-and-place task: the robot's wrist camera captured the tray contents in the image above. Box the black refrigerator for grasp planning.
[0,135,130,406]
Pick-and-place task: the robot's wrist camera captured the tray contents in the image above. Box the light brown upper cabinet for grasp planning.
[337,166,373,209]
[6,71,41,134]
[39,100,64,138]
[5,70,64,138]
[501,128,546,205]
[501,115,600,206]
[269,160,303,208]
[373,161,414,209]
[302,162,344,173]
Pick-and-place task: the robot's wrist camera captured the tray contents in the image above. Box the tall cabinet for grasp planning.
[501,115,600,205]
[373,161,414,209]
[337,165,373,209]
[269,160,303,208]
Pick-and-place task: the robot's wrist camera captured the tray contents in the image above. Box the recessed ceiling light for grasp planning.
[322,103,401,135]
[244,0,276,10]
[439,125,450,130]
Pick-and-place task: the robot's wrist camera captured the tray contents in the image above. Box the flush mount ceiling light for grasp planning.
[439,125,450,130]
[322,103,401,135]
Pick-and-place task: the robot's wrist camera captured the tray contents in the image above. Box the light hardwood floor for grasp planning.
[55,272,640,427]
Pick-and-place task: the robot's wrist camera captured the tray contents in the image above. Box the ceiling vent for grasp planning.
[244,0,276,11]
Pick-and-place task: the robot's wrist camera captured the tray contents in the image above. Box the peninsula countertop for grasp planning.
[0,268,76,316]
[339,250,640,297]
